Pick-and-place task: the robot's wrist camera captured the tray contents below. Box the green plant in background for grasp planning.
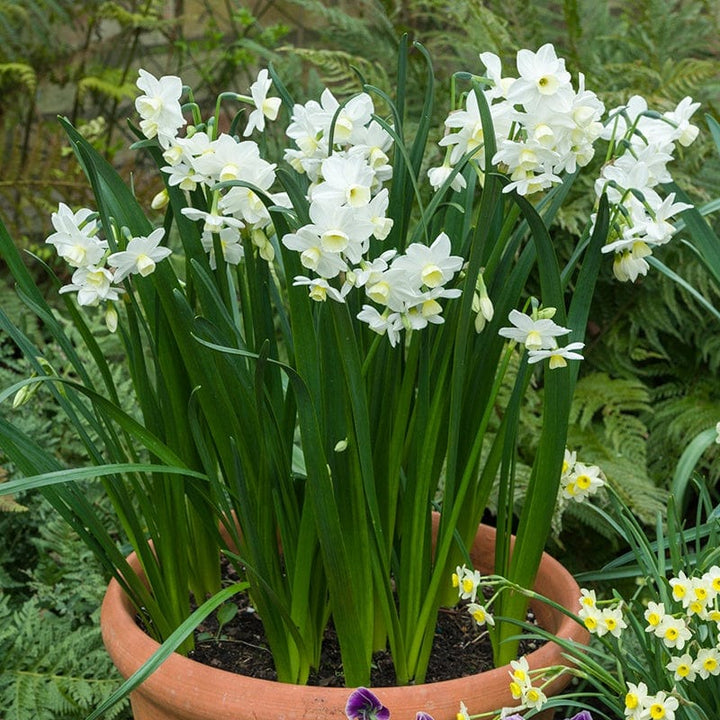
[0,493,131,720]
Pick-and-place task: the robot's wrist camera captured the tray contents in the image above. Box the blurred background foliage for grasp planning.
[1,1,720,716]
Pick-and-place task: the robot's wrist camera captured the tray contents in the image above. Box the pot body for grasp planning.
[101,521,587,720]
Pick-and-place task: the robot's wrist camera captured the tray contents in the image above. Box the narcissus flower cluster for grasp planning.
[595,95,699,282]
[434,43,605,196]
[579,565,720,719]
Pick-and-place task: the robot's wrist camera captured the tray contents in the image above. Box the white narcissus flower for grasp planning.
[282,225,348,280]
[561,460,604,500]
[392,232,463,290]
[181,208,245,236]
[135,69,186,149]
[624,681,649,720]
[455,566,482,603]
[498,309,570,350]
[46,203,107,268]
[427,163,467,192]
[59,265,124,306]
[666,653,697,682]
[656,615,692,650]
[201,227,244,270]
[107,228,172,282]
[312,154,375,208]
[664,96,701,147]
[611,244,652,283]
[644,601,666,632]
[507,43,572,107]
[244,69,282,137]
[693,647,720,679]
[292,276,347,303]
[645,692,678,720]
[520,684,546,711]
[356,305,404,347]
[669,571,692,606]
[597,606,626,637]
[467,602,495,628]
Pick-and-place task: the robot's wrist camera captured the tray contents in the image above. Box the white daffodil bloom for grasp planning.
[244,69,281,137]
[46,203,106,268]
[498,309,570,350]
[312,155,375,208]
[392,232,463,290]
[427,163,467,192]
[107,228,172,282]
[644,601,667,633]
[507,43,572,107]
[656,615,692,650]
[527,341,585,369]
[693,647,720,679]
[135,69,186,149]
[59,265,124,306]
[666,653,697,683]
[306,198,375,264]
[665,96,701,146]
[439,91,487,166]
[611,244,652,283]
[467,602,495,628]
[189,134,276,189]
[356,306,404,347]
[293,275,348,303]
[181,208,245,236]
[282,226,348,279]
[645,692,679,720]
[201,227,244,269]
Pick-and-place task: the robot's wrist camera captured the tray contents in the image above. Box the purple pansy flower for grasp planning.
[415,713,435,720]
[345,688,390,720]
[567,713,594,720]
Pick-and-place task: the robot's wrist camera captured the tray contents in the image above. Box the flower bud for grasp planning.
[151,188,170,210]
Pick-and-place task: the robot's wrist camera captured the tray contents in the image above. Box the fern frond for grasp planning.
[660,58,719,103]
[97,0,164,30]
[0,597,130,720]
[0,62,36,94]
[76,76,137,105]
[282,47,390,98]
[570,372,651,429]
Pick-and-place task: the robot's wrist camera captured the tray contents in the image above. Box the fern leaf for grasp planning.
[282,47,390,98]
[76,76,137,105]
[0,62,36,94]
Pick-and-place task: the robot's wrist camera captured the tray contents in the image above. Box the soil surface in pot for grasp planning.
[181,564,542,687]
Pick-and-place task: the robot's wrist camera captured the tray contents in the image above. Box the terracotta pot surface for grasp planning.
[101,521,588,720]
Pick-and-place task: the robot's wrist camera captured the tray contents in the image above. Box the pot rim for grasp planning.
[101,522,588,719]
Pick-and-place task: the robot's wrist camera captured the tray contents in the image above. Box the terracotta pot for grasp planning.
[101,521,588,720]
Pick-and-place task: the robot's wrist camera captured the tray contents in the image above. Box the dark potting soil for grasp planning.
[185,574,542,687]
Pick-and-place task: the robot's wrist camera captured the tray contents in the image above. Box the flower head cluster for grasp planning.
[560,449,605,502]
[451,564,495,630]
[498,307,584,369]
[580,564,720,717]
[141,70,286,268]
[434,43,605,196]
[507,656,547,713]
[624,683,679,720]
[281,89,463,345]
[46,203,170,326]
[577,590,627,638]
[595,95,699,282]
